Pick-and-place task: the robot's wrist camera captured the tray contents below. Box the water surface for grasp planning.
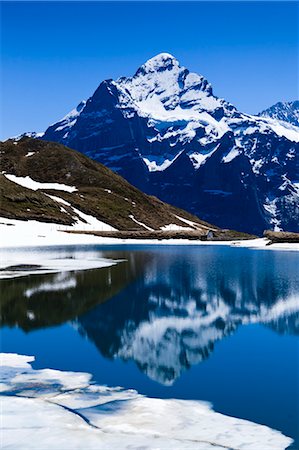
[1,245,298,447]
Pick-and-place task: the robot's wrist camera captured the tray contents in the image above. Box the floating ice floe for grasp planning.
[0,353,293,450]
[0,246,120,279]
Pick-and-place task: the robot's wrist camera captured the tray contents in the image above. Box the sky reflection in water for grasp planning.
[1,245,298,446]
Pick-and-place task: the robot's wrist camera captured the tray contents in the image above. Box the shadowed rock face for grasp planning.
[41,53,299,234]
[149,132,268,234]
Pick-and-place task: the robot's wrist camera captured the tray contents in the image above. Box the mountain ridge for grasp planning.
[17,53,299,234]
[258,100,299,128]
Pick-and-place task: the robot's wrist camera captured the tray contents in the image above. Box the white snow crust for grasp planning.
[0,353,293,450]
[0,215,116,250]
[161,224,193,231]
[0,218,298,254]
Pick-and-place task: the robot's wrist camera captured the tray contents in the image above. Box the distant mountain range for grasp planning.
[18,53,299,234]
[0,137,222,233]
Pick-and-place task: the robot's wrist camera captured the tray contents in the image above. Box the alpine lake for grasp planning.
[1,244,298,448]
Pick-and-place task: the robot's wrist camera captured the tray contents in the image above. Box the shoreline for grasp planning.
[1,217,298,252]
[1,237,298,280]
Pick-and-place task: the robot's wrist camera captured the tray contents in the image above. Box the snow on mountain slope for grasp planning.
[39,54,299,234]
[259,100,299,128]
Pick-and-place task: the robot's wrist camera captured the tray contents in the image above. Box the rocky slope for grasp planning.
[0,137,222,233]
[259,100,299,127]
[38,53,299,234]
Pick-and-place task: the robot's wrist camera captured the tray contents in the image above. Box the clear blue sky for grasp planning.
[1,1,298,140]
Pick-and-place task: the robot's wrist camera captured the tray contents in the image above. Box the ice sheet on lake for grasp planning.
[0,247,120,279]
[0,353,293,450]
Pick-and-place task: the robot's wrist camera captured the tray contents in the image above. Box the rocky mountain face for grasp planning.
[0,138,220,232]
[40,53,299,234]
[259,101,299,127]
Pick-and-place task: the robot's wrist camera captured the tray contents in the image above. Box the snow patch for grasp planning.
[143,151,183,172]
[0,217,116,251]
[161,224,193,231]
[264,198,282,231]
[3,174,77,193]
[260,117,299,142]
[129,215,153,231]
[0,245,119,279]
[222,147,240,163]
[189,145,219,169]
[174,215,217,231]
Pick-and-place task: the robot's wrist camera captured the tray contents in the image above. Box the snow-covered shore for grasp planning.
[1,217,299,251]
[0,353,293,450]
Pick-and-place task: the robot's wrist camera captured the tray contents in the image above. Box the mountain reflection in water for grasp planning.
[1,246,298,386]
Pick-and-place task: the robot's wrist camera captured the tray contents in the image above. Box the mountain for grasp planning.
[0,137,223,233]
[34,53,298,234]
[259,101,299,127]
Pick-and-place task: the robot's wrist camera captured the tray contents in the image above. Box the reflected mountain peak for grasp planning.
[1,247,299,385]
[72,249,299,385]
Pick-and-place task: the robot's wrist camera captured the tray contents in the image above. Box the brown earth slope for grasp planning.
[0,137,253,238]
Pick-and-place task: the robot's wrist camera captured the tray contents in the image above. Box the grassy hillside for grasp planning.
[0,137,220,232]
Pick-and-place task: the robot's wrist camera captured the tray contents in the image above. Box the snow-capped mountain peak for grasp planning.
[39,54,299,234]
[116,52,216,119]
[131,52,210,95]
[135,52,180,74]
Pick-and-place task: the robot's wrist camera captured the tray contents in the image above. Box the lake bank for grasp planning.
[1,217,299,252]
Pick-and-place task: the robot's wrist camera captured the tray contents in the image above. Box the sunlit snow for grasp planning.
[0,353,293,450]
[3,173,77,193]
